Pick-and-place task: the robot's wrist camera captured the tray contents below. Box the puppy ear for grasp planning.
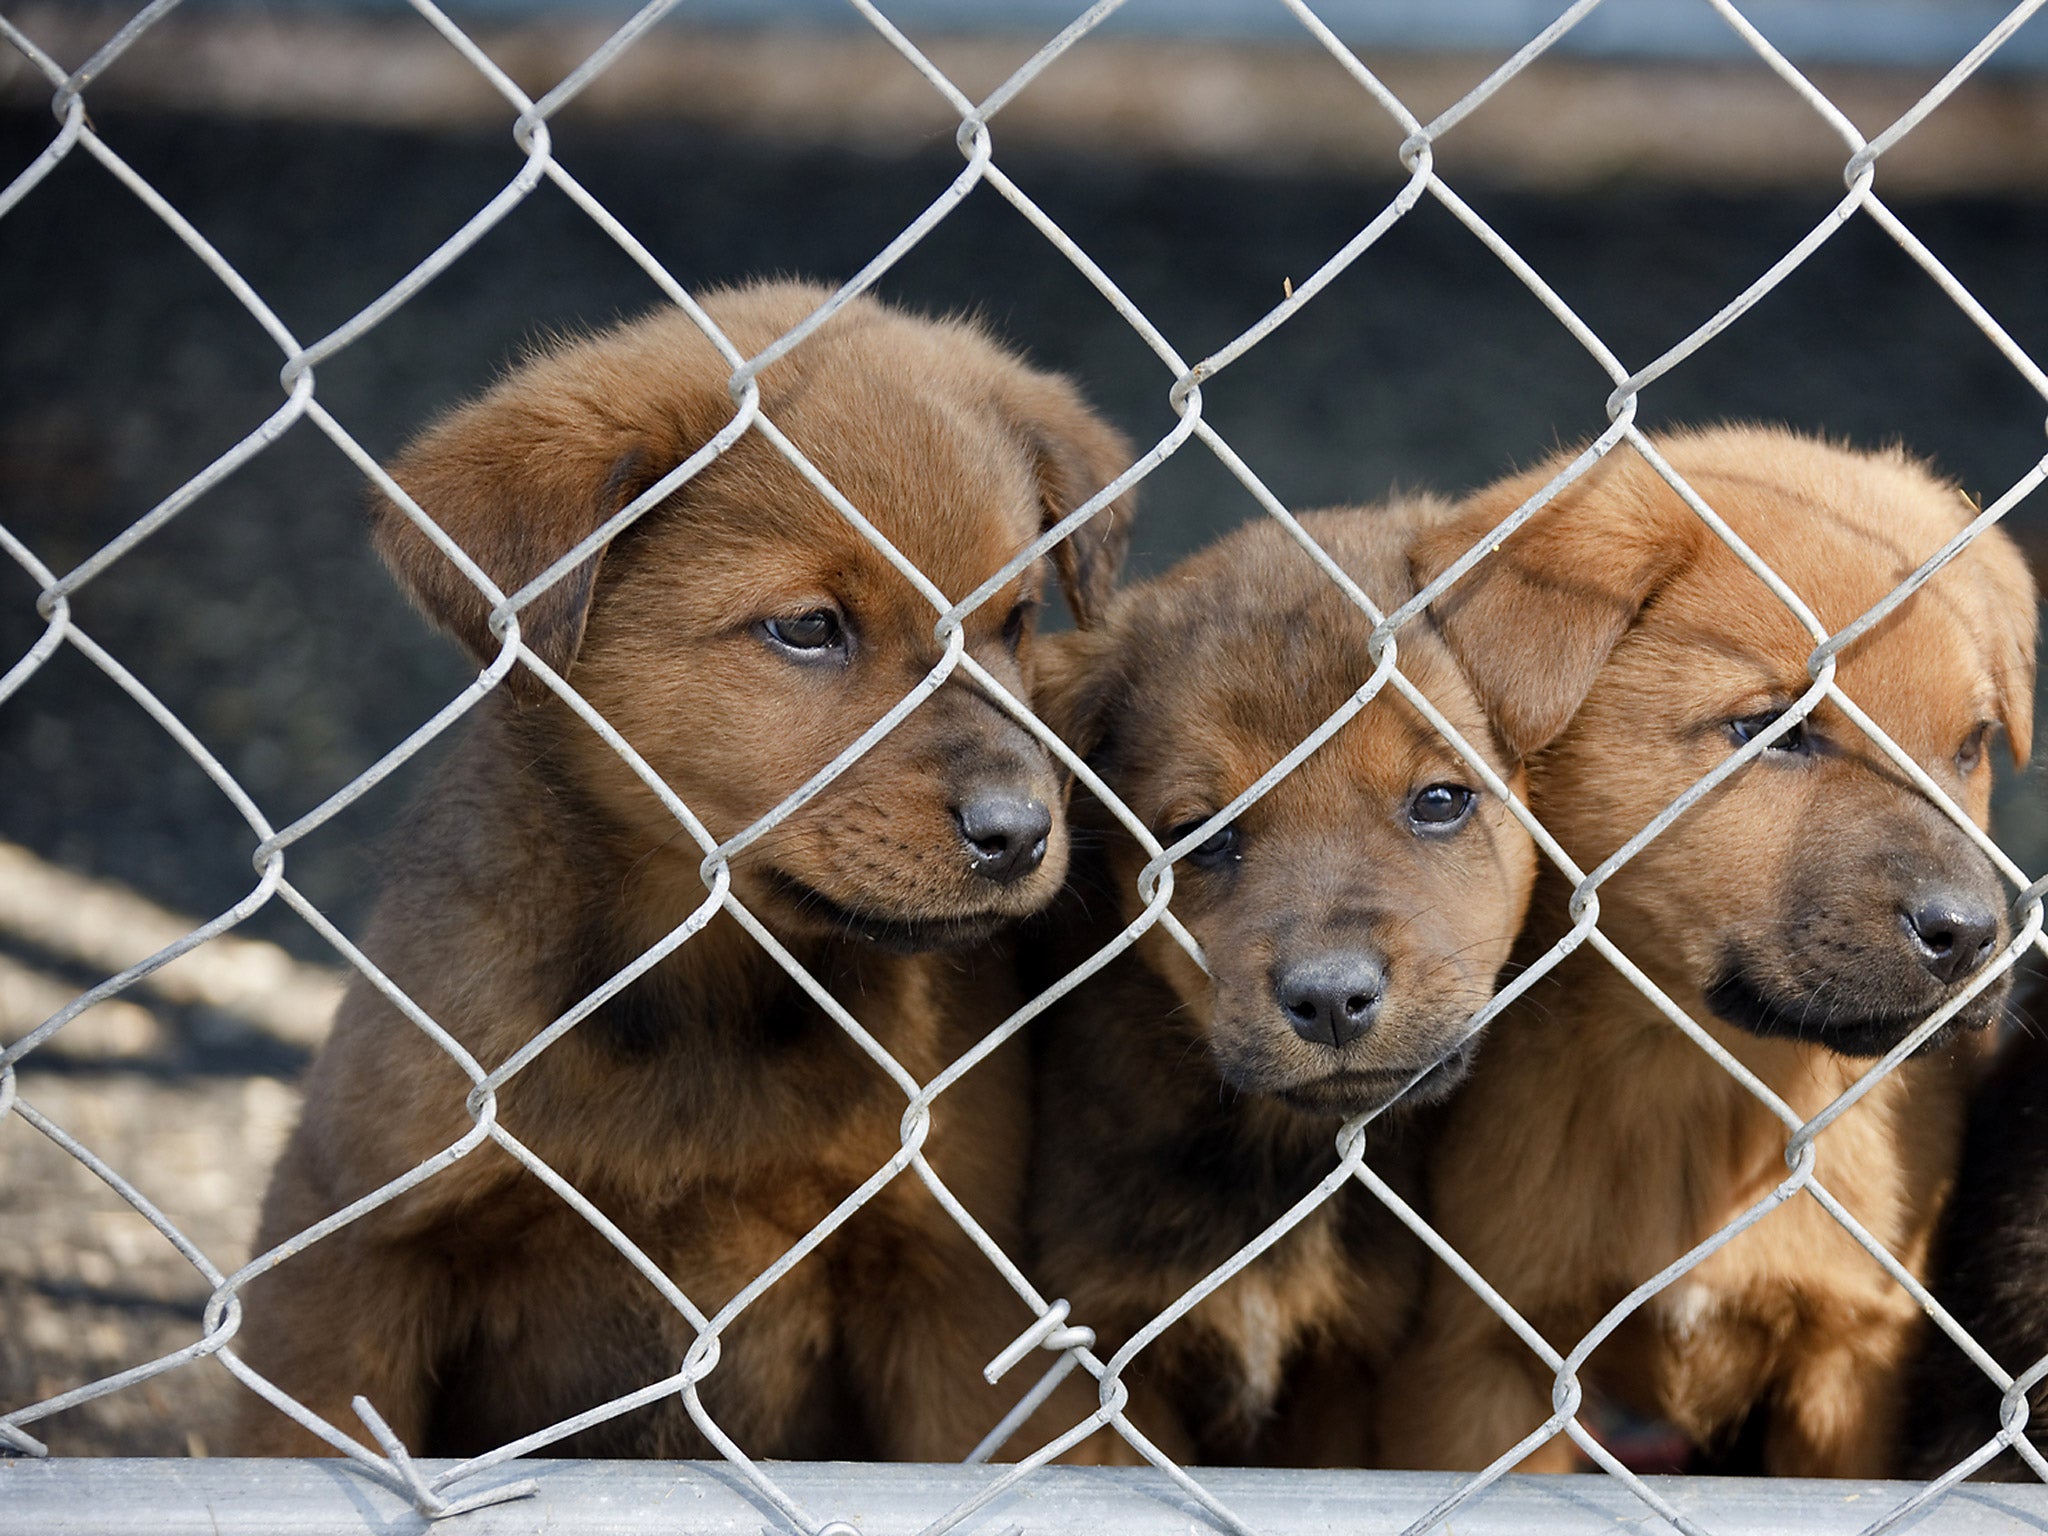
[1969,521,2038,766]
[1410,451,1704,760]
[999,370,1135,630]
[373,319,731,703]
[1030,626,1123,759]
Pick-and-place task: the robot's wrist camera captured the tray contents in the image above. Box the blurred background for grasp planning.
[2,0,2045,1456]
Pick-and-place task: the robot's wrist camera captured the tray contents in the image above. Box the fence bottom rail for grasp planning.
[4,1457,2047,1534]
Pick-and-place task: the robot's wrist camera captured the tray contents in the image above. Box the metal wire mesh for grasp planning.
[3,2,2047,1533]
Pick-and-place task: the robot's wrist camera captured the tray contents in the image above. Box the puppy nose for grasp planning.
[953,794,1051,885]
[1273,952,1387,1048]
[1901,889,2000,985]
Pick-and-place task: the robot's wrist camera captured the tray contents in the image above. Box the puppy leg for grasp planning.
[1379,1303,1573,1472]
[1261,1344,1379,1468]
[1763,1332,1905,1478]
[847,1229,1099,1461]
[231,1234,451,1456]
[1058,1368,1197,1467]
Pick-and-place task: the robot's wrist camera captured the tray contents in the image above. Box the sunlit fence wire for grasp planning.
[3,1,2048,1533]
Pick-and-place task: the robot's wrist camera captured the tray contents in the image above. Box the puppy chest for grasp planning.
[1633,1273,1804,1437]
[1656,1277,1720,1336]
[1176,1228,1365,1431]
[1583,1280,1753,1434]
[1183,1276,1301,1437]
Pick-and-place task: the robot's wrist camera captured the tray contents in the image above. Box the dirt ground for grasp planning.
[2,66,2045,1456]
[1,1071,303,1454]
[0,842,334,1453]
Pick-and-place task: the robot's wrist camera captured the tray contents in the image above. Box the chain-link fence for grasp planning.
[4,2,2048,1533]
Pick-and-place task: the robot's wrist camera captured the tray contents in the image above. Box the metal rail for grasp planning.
[9,1461,2048,1536]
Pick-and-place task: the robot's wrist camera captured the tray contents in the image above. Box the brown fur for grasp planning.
[1378,426,2037,1477]
[233,282,1133,1460]
[1027,504,1555,1466]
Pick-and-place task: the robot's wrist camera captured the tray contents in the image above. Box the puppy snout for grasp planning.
[952,793,1052,885]
[1272,952,1387,1048]
[1899,887,2001,985]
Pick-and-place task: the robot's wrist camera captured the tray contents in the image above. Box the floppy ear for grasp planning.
[1968,521,2038,766]
[997,370,1136,630]
[1029,625,1124,760]
[373,317,734,703]
[1409,450,1705,760]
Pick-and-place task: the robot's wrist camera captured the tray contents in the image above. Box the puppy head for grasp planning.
[374,282,1135,947]
[1040,505,1539,1118]
[1414,426,2037,1057]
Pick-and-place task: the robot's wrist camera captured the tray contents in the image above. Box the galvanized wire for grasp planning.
[2,3,2047,1535]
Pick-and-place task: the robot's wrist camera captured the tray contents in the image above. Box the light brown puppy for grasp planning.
[1379,426,2036,1477]
[234,282,1131,1461]
[1027,504,1552,1467]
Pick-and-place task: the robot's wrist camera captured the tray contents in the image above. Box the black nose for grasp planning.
[953,794,1052,885]
[1272,952,1387,1048]
[1901,889,2001,985]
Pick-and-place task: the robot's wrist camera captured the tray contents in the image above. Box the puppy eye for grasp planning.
[1957,722,1992,775]
[763,609,846,656]
[1166,819,1241,869]
[1730,711,1810,755]
[1408,783,1477,831]
[1001,599,1036,651]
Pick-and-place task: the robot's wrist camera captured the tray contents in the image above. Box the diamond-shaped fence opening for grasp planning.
[4,1,2048,1532]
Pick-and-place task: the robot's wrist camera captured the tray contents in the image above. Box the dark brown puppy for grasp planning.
[1027,504,1547,1466]
[1901,1013,2048,1479]
[234,282,1131,1460]
[1379,427,2036,1477]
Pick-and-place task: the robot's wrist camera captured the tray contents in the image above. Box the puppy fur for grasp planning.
[1901,1015,2048,1479]
[1378,426,2036,1477]
[234,282,1132,1460]
[1027,504,1550,1466]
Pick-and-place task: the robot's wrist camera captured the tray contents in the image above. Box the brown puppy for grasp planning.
[234,282,1132,1461]
[1027,504,1551,1466]
[1379,426,2036,1477]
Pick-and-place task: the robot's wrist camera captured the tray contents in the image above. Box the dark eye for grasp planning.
[1957,723,1992,775]
[1001,600,1035,651]
[1408,783,1477,831]
[1167,818,1240,870]
[1730,711,1810,755]
[763,609,846,656]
